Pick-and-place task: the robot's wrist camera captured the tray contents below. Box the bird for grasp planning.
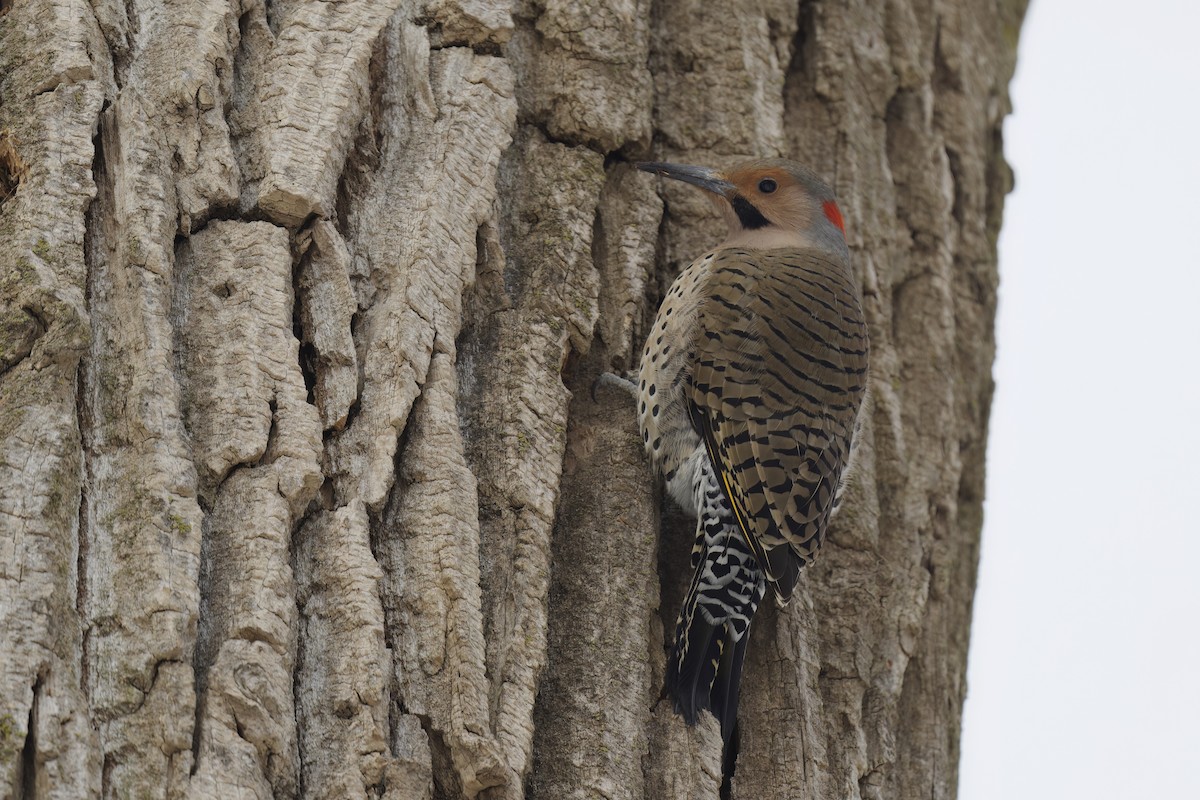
[634,158,869,745]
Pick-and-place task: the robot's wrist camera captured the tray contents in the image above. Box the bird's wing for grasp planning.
[688,248,868,602]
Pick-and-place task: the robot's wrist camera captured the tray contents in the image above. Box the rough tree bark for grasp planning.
[0,0,1025,797]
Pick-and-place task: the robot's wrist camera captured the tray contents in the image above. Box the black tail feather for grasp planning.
[710,623,750,745]
[665,609,750,746]
[665,609,718,726]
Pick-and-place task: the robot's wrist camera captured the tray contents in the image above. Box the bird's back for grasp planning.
[685,246,868,600]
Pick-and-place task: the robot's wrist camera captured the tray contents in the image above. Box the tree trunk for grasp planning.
[0,0,1025,797]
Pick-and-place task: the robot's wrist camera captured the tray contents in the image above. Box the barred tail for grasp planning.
[664,603,753,745]
[665,568,724,726]
[666,472,766,744]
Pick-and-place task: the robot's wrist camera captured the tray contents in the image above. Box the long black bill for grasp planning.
[636,162,736,198]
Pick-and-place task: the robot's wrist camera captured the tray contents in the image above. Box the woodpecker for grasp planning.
[636,158,868,744]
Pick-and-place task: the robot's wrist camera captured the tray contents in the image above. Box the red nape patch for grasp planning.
[822,200,845,233]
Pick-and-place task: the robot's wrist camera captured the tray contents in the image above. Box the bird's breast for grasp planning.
[636,252,715,489]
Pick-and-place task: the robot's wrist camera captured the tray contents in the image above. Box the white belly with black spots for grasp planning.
[637,252,716,516]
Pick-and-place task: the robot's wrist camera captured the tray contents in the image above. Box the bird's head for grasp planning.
[637,158,848,256]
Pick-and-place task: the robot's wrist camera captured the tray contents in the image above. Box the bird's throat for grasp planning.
[721,227,819,251]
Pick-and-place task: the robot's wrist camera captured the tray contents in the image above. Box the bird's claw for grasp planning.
[591,371,638,403]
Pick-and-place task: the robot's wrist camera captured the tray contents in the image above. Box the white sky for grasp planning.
[958,1,1200,797]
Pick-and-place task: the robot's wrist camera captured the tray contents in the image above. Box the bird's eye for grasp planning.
[758,178,777,194]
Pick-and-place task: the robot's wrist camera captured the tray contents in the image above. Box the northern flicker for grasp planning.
[635,158,869,743]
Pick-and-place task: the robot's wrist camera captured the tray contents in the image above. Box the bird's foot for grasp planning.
[591,371,638,402]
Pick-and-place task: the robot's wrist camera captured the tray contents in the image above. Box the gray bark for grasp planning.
[0,0,1025,797]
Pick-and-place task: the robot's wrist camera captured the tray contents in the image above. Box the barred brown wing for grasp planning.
[688,248,868,601]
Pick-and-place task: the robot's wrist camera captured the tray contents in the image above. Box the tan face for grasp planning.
[636,159,846,249]
[723,166,816,233]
